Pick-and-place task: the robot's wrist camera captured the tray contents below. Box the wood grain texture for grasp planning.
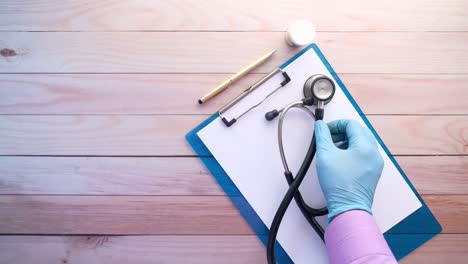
[0,195,464,234]
[0,156,466,195]
[1,32,467,73]
[424,195,468,234]
[398,156,468,194]
[0,235,266,264]
[340,74,468,115]
[1,74,467,115]
[0,0,467,31]
[370,115,468,155]
[0,195,253,235]
[0,157,222,195]
[0,115,466,156]
[0,115,200,156]
[400,234,468,264]
[0,1,466,262]
[0,234,466,264]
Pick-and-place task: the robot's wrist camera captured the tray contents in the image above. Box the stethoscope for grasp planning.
[264,74,336,264]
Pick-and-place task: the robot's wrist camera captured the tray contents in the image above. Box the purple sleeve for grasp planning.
[324,210,398,264]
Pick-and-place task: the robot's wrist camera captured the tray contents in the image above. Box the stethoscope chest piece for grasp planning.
[303,74,336,105]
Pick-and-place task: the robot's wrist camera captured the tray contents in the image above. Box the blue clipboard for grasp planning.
[186,44,441,263]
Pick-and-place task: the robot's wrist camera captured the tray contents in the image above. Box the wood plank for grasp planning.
[371,116,468,155]
[424,195,468,234]
[0,115,466,156]
[0,0,467,31]
[0,115,200,156]
[0,156,466,195]
[0,195,465,234]
[0,157,223,195]
[0,32,467,73]
[0,235,265,264]
[0,195,253,235]
[1,74,467,115]
[398,156,468,195]
[400,234,468,264]
[0,234,466,264]
[341,74,468,115]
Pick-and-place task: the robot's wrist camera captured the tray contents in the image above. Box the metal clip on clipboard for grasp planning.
[219,68,291,127]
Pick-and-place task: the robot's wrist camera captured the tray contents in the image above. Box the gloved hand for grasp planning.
[314,119,384,222]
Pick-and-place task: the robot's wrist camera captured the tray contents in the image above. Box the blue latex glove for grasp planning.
[314,119,384,222]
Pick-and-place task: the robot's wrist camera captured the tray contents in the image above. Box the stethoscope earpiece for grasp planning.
[265,109,280,121]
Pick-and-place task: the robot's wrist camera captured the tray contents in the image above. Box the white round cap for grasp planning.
[285,20,316,46]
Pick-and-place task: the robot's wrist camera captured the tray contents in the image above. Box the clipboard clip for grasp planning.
[219,68,291,127]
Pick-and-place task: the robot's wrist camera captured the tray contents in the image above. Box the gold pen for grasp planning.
[198,49,276,104]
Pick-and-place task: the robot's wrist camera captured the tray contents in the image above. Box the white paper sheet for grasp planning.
[197,48,422,264]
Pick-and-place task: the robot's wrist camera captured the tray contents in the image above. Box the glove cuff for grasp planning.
[327,205,372,223]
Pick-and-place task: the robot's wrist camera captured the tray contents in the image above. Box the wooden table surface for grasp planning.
[0,1,467,263]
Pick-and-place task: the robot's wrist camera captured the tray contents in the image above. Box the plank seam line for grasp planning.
[0,154,465,158]
[1,72,468,75]
[2,114,211,116]
[0,30,467,33]
[1,73,468,76]
[0,233,455,237]
[0,114,466,116]
[0,194,462,197]
[0,194,463,197]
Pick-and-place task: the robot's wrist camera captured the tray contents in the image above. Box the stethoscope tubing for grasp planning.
[277,101,315,174]
[267,103,328,264]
